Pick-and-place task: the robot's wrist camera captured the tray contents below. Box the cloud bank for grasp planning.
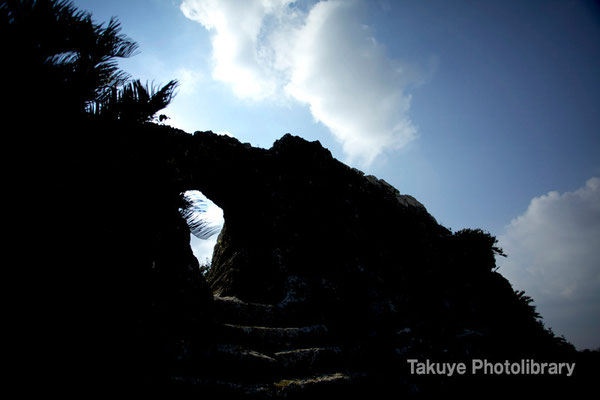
[498,177,600,350]
[180,0,418,165]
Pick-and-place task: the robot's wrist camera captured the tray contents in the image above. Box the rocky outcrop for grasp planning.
[110,127,583,396]
[37,120,594,396]
[169,294,372,398]
[183,133,447,311]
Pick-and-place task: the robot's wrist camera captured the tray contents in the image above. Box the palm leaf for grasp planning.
[88,79,179,122]
[3,0,140,112]
[179,192,222,240]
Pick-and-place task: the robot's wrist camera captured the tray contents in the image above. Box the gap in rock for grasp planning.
[180,190,224,272]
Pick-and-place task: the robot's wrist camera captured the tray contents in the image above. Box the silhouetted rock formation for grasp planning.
[32,121,595,397]
[165,129,584,396]
[205,133,443,309]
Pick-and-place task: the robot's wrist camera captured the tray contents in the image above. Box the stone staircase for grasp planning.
[169,295,372,398]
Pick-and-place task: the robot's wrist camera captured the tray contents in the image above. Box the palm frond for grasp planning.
[99,17,139,59]
[147,80,179,114]
[87,79,179,122]
[4,0,140,113]
[179,192,222,240]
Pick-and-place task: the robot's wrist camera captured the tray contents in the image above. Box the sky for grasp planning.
[72,0,600,350]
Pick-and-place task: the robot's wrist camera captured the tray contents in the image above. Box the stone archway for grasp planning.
[177,131,441,309]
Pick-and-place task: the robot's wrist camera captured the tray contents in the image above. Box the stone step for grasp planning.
[204,345,348,381]
[273,346,344,376]
[216,323,331,352]
[170,375,277,399]
[270,372,359,399]
[170,376,245,397]
[213,295,314,327]
[171,373,361,399]
[172,372,370,399]
[205,344,280,382]
[214,296,278,327]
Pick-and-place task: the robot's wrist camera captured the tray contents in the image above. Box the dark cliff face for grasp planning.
[177,131,447,307]
[174,131,566,352]
[205,133,445,307]
[34,120,590,396]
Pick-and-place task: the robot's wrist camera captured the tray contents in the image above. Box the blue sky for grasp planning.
[72,0,600,350]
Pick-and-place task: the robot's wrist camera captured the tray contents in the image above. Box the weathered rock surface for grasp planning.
[36,120,595,396]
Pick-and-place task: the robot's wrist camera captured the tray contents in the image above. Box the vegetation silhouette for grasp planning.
[3,1,211,395]
[3,0,212,239]
[87,79,179,123]
[3,0,133,115]
[180,190,222,240]
[2,0,177,122]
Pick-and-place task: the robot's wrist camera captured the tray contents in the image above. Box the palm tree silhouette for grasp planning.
[57,14,140,112]
[2,0,143,115]
[88,79,179,123]
[3,0,219,239]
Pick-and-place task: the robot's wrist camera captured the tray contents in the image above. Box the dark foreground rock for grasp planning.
[32,121,596,397]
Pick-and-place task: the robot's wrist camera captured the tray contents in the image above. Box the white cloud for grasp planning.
[180,0,294,100]
[175,67,205,95]
[284,0,417,165]
[498,177,600,350]
[180,0,419,166]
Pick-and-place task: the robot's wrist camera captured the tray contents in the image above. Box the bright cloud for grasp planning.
[180,0,419,166]
[498,177,600,350]
[284,0,417,165]
[180,0,294,100]
[175,67,205,95]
